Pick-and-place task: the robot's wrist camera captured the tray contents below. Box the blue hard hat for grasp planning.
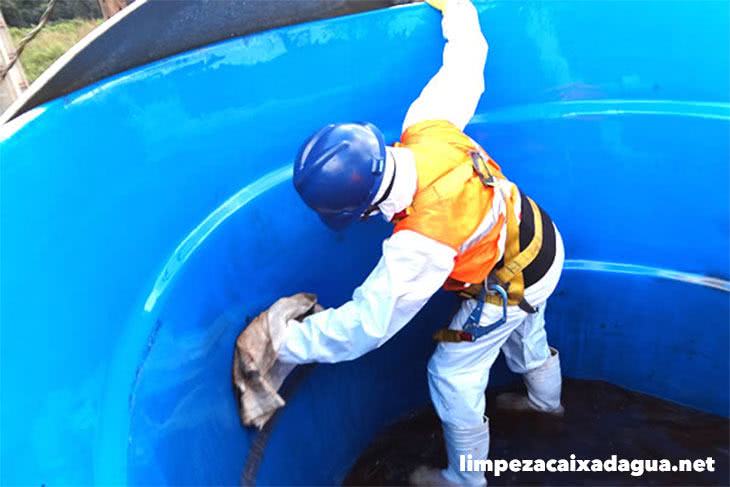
[293,123,387,230]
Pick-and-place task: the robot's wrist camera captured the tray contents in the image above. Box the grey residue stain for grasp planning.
[128,318,165,412]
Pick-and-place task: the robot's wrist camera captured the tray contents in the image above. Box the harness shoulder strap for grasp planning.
[468,152,544,312]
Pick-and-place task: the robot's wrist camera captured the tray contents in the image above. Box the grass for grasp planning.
[9,18,102,83]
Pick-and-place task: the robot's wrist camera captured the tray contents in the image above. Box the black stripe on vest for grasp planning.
[518,191,557,287]
[493,192,557,288]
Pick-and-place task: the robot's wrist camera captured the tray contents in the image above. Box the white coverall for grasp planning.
[280,0,564,484]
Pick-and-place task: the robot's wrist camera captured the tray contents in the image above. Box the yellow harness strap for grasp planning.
[400,135,545,312]
[487,195,543,307]
[450,193,543,312]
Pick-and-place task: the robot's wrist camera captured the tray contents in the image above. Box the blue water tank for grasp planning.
[1,1,728,484]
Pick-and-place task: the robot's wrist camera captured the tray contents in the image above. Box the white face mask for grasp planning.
[376,147,417,222]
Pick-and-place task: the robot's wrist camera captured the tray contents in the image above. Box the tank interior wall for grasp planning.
[1,1,728,485]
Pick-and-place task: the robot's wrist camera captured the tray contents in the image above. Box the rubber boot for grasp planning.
[496,347,564,415]
[410,420,489,487]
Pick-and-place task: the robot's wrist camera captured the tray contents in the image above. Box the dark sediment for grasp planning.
[344,379,729,486]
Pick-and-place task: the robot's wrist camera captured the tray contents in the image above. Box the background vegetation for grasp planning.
[9,18,101,82]
[1,0,101,27]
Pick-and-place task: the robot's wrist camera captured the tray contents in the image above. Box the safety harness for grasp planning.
[433,151,545,343]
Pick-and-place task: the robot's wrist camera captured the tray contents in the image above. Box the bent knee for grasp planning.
[427,355,487,428]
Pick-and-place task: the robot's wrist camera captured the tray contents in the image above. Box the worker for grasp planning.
[277,0,565,485]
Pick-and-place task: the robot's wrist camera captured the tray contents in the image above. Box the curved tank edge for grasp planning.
[0,0,415,124]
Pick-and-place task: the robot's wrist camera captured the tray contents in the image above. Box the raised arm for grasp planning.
[278,231,455,364]
[402,0,488,132]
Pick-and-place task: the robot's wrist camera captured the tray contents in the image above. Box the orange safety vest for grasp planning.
[393,119,545,309]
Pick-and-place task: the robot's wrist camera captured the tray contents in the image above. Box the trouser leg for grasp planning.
[500,302,563,413]
[424,300,530,486]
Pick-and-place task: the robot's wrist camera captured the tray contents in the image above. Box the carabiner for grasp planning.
[462,282,509,341]
[470,151,496,188]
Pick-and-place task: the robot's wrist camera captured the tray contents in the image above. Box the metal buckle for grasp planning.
[470,151,496,187]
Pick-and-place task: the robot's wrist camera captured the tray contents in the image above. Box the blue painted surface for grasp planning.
[1,0,728,485]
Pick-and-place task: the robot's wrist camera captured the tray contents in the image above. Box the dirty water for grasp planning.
[345,379,729,486]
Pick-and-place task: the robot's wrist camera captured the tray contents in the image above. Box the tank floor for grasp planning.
[344,379,729,486]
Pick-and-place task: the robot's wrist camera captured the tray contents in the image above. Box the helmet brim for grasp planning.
[318,209,360,231]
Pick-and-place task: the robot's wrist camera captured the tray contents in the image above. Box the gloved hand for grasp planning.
[424,0,448,12]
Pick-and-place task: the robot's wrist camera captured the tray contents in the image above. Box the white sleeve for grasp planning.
[402,0,488,132]
[278,230,456,364]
